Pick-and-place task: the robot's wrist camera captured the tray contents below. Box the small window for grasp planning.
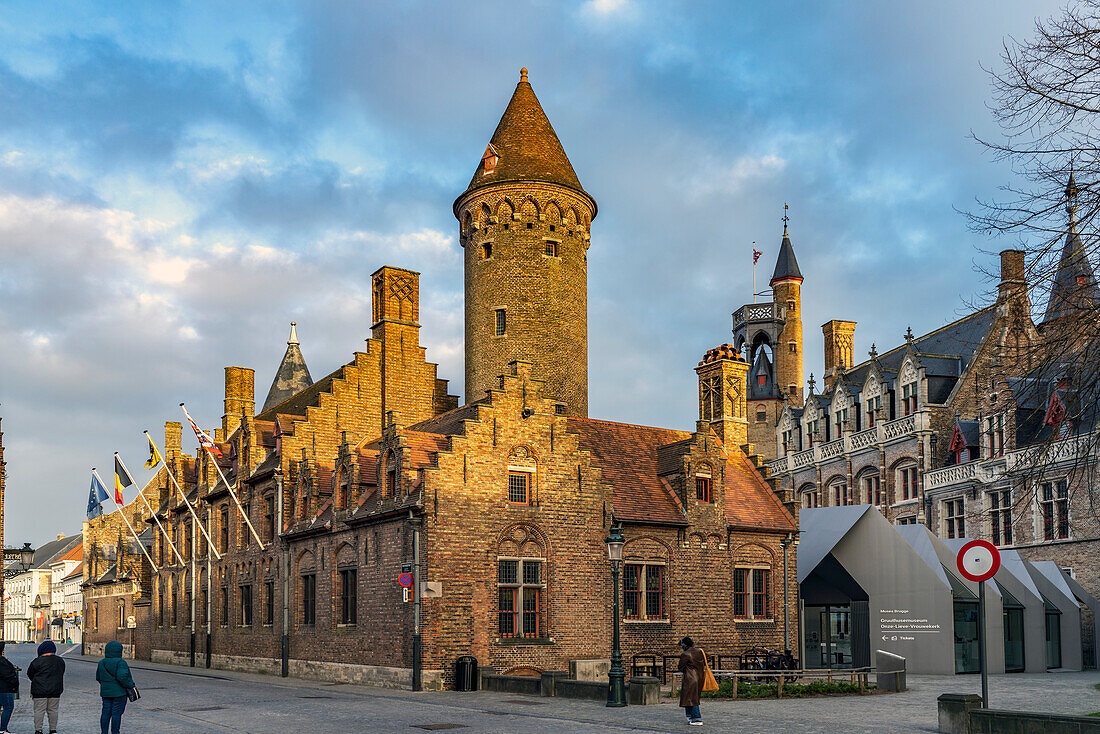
[495,309,506,336]
[943,498,965,539]
[339,568,357,625]
[756,408,767,423]
[264,581,275,626]
[481,243,492,260]
[696,476,712,503]
[508,472,530,504]
[757,374,766,386]
[544,241,559,257]
[786,300,796,313]
[240,584,253,626]
[1040,480,1069,540]
[788,385,797,396]
[896,515,917,526]
[733,568,770,619]
[300,574,316,626]
[526,222,533,229]
[788,343,796,353]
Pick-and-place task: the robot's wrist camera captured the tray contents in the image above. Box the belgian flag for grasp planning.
[113,455,134,505]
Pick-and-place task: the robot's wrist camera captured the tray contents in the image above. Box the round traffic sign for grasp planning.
[957,539,1001,582]
[398,572,413,587]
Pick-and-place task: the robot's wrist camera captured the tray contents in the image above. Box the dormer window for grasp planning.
[481,143,500,174]
[866,396,881,428]
[695,471,712,503]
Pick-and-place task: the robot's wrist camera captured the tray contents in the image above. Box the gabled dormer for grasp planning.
[861,359,895,427]
[776,404,803,457]
[829,379,860,436]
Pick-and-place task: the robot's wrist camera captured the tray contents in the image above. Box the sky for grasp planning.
[0,0,1067,546]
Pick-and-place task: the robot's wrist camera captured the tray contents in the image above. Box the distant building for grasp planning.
[3,534,82,642]
[48,544,82,642]
[61,562,83,643]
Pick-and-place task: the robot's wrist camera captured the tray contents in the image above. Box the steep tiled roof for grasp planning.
[723,450,798,532]
[257,370,337,421]
[458,69,592,209]
[407,402,484,437]
[567,418,692,526]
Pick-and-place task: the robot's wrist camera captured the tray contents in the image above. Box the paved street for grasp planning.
[0,644,1096,733]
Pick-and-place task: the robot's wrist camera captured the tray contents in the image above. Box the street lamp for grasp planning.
[605,524,627,707]
[19,542,34,571]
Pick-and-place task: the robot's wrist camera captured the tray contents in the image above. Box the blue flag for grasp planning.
[87,473,109,519]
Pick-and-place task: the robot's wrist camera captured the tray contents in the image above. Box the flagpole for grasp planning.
[753,241,757,304]
[146,431,222,560]
[116,452,185,566]
[180,404,265,549]
[93,468,158,573]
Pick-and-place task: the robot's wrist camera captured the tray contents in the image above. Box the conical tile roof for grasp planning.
[263,322,313,413]
[458,68,591,208]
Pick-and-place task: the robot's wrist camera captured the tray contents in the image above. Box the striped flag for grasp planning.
[113,455,134,504]
[181,404,223,458]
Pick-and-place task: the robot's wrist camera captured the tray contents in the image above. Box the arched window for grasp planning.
[496,524,547,640]
[799,482,819,509]
[384,451,398,499]
[855,468,882,506]
[827,477,849,506]
[895,461,919,502]
[732,544,775,620]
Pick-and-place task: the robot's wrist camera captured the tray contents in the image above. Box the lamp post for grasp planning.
[605,524,627,707]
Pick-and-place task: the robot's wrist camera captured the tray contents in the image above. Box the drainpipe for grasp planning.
[410,510,422,691]
[780,534,793,652]
[206,506,212,669]
[278,473,289,678]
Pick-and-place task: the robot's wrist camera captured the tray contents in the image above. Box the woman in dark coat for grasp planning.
[677,636,706,725]
[95,641,135,734]
[0,642,19,734]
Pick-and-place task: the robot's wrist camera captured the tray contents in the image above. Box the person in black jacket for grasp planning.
[0,642,19,734]
[26,640,65,734]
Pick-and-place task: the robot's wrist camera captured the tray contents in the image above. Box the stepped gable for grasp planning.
[262,322,314,413]
[459,68,590,206]
[566,417,692,525]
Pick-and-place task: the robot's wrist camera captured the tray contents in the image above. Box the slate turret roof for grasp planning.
[262,322,313,414]
[457,68,593,211]
[1042,175,1100,324]
[771,227,803,284]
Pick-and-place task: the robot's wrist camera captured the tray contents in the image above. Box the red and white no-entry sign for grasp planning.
[957,539,1001,583]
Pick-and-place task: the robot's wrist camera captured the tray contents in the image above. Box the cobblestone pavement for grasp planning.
[0,644,1096,733]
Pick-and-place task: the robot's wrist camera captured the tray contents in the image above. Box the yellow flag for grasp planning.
[145,434,163,470]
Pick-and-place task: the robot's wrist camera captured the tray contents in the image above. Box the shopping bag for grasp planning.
[701,650,719,692]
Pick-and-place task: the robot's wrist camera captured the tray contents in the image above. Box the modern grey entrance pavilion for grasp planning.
[797,506,1093,674]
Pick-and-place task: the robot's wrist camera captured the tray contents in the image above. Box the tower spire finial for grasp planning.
[288,321,299,346]
[782,203,790,236]
[1067,164,1079,226]
[520,67,528,83]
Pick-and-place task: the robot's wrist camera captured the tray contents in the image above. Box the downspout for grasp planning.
[781,533,792,652]
[410,509,422,691]
[278,472,289,678]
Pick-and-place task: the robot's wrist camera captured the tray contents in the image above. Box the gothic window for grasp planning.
[494,309,506,336]
[624,564,666,620]
[239,583,253,626]
[828,479,849,507]
[219,506,229,553]
[860,471,882,506]
[866,396,881,428]
[338,568,357,625]
[264,495,275,542]
[799,483,819,508]
[496,525,547,640]
[1039,480,1069,540]
[300,573,316,626]
[902,382,918,415]
[264,580,275,626]
[989,490,1012,546]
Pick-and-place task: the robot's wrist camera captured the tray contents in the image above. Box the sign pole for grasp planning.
[978,579,988,708]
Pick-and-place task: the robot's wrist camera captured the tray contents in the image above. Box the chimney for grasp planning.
[223,366,256,436]
[165,421,182,457]
[822,319,857,391]
[998,249,1030,318]
[695,344,750,450]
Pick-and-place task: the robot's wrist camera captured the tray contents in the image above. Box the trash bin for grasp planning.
[455,655,478,691]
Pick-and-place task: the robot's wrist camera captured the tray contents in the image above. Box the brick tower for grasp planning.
[453,68,597,416]
[732,220,804,459]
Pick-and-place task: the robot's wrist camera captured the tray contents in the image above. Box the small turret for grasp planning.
[263,322,313,413]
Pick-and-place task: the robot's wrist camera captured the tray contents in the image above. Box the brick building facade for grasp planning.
[135,69,800,689]
[768,176,1100,666]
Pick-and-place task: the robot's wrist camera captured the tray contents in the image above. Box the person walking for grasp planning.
[0,642,20,734]
[96,641,135,734]
[677,636,706,726]
[26,640,65,734]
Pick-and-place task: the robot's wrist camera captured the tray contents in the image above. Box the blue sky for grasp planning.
[0,0,1063,545]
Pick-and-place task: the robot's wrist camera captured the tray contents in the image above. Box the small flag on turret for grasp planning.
[753,248,762,264]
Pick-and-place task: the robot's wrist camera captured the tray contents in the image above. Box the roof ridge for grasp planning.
[844,305,995,374]
[568,415,693,437]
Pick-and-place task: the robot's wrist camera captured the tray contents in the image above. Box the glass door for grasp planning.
[803,605,852,668]
[953,601,980,673]
[1003,608,1024,673]
[1046,612,1062,669]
